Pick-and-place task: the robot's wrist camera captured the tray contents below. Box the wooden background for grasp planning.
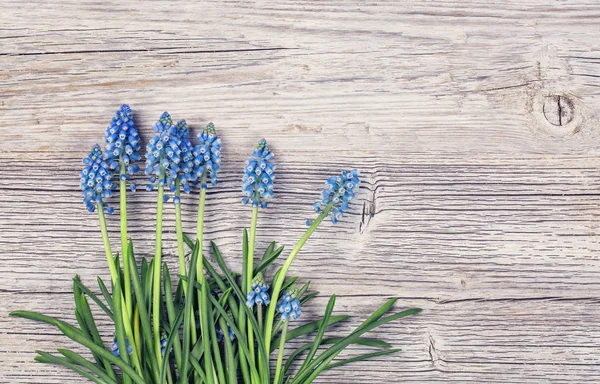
[2,1,600,382]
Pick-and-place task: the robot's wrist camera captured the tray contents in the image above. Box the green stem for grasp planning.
[273,321,288,384]
[175,179,187,290]
[97,203,142,374]
[257,305,263,335]
[119,162,133,321]
[196,177,214,384]
[263,204,332,353]
[219,317,237,384]
[175,179,199,372]
[247,207,258,364]
[153,184,165,364]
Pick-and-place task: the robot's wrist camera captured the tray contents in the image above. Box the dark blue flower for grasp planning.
[111,337,133,357]
[160,333,169,355]
[80,145,114,214]
[309,169,360,225]
[277,285,301,321]
[242,139,275,208]
[144,113,196,203]
[216,323,236,342]
[192,123,221,189]
[246,272,270,308]
[103,104,142,191]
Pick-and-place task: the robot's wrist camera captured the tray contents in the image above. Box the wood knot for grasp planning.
[543,95,574,127]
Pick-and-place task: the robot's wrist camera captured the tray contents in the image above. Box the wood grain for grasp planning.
[2,1,600,383]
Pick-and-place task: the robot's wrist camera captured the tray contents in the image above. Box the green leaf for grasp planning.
[35,351,108,384]
[300,291,320,305]
[300,295,336,372]
[73,282,117,381]
[127,242,160,382]
[58,348,117,384]
[323,348,401,371]
[271,315,349,351]
[72,276,113,320]
[291,307,422,383]
[254,243,284,275]
[163,263,183,375]
[283,337,391,375]
[96,277,113,312]
[180,240,200,383]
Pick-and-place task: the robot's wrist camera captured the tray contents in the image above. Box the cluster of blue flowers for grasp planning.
[242,139,275,208]
[111,337,133,357]
[103,104,142,191]
[246,272,270,308]
[277,285,301,321]
[308,169,360,225]
[81,145,115,213]
[144,113,196,203]
[193,123,221,189]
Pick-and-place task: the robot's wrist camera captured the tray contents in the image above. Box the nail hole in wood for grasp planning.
[542,95,574,126]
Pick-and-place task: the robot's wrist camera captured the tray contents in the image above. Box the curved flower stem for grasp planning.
[247,206,259,364]
[263,204,333,353]
[273,321,288,384]
[119,162,133,322]
[153,184,165,365]
[97,202,142,375]
[196,173,214,384]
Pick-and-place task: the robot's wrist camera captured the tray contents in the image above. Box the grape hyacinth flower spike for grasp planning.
[277,285,301,321]
[80,144,114,214]
[145,113,196,203]
[103,104,141,191]
[193,122,222,189]
[246,272,270,307]
[274,283,301,383]
[308,169,360,225]
[170,119,197,204]
[242,138,275,208]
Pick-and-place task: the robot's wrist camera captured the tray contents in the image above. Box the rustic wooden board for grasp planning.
[2,1,600,383]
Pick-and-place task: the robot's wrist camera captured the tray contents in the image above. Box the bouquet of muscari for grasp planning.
[11,105,421,384]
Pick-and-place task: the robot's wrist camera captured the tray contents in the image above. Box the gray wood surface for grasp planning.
[2,1,600,383]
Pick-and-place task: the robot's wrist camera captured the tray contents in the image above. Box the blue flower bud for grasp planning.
[111,336,133,357]
[309,169,360,225]
[246,272,270,308]
[193,122,221,189]
[160,334,169,355]
[145,113,196,204]
[277,284,301,321]
[242,139,274,208]
[81,145,114,213]
[103,105,141,191]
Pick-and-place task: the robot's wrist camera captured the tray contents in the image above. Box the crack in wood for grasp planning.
[0,47,292,57]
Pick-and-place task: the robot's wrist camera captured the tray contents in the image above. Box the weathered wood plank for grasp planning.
[2,0,600,383]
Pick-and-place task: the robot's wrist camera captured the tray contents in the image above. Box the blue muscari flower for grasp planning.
[144,113,197,203]
[103,104,142,192]
[111,337,133,357]
[246,272,270,308]
[242,139,275,208]
[277,285,301,321]
[80,145,114,214]
[309,169,360,225]
[160,334,169,355]
[192,122,221,189]
[216,324,236,342]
